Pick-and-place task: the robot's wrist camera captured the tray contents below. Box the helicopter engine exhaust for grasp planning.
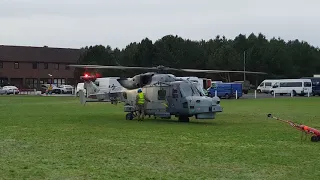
[117,73,154,89]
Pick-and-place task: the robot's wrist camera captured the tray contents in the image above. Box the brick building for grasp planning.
[0,45,82,90]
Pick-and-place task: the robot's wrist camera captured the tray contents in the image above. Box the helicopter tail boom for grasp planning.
[117,73,155,89]
[79,76,124,105]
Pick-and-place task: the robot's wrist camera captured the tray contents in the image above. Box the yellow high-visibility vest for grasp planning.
[138,92,145,104]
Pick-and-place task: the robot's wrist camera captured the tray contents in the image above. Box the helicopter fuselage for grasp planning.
[80,73,223,122]
[120,79,222,121]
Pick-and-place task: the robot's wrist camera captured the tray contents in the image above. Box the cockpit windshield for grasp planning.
[179,82,201,97]
[193,84,205,96]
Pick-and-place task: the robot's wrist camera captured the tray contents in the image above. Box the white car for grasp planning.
[57,85,74,94]
[0,87,8,95]
[2,86,19,94]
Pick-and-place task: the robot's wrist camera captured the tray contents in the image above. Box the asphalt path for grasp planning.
[240,93,316,99]
[9,91,317,100]
[37,92,317,99]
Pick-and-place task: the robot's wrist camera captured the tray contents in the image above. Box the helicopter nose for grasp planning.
[187,96,222,113]
[211,96,220,105]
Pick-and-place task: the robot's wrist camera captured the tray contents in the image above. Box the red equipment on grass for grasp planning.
[267,114,320,142]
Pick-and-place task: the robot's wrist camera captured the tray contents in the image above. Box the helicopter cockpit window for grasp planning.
[158,89,166,100]
[179,83,193,97]
[191,84,202,96]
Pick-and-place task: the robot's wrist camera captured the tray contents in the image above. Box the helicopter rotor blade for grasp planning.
[68,64,185,73]
[68,65,159,70]
[177,68,267,74]
[68,65,267,74]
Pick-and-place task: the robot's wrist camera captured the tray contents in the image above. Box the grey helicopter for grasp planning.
[69,64,267,122]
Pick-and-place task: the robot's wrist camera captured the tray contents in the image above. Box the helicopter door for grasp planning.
[157,87,168,109]
[145,86,167,116]
[152,86,170,117]
[166,84,183,114]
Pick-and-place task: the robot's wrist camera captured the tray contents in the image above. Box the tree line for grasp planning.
[76,33,320,86]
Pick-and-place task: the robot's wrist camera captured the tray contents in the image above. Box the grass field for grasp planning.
[1,96,320,179]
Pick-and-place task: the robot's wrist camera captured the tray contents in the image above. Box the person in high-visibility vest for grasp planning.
[46,84,53,95]
[135,88,150,121]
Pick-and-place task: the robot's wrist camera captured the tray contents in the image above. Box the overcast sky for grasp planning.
[1,0,319,49]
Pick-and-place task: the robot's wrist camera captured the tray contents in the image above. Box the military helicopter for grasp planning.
[69,64,267,122]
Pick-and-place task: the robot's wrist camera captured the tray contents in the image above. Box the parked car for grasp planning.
[2,86,19,94]
[0,87,7,95]
[57,85,74,94]
[41,84,74,94]
[40,84,58,94]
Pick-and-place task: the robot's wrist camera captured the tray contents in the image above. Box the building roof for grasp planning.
[0,45,82,63]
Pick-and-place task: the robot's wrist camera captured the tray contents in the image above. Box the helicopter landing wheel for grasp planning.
[178,116,189,122]
[125,113,134,120]
[311,136,319,142]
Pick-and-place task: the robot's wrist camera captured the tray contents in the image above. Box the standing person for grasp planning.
[135,88,150,121]
[46,84,53,95]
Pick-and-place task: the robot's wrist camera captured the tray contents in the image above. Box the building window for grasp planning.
[14,62,19,69]
[67,78,74,85]
[44,63,48,69]
[53,78,65,86]
[0,77,9,86]
[25,78,38,89]
[0,62,3,68]
[32,62,38,69]
[65,64,70,70]
[40,78,51,84]
[54,63,59,70]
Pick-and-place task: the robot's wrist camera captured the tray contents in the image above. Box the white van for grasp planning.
[75,83,86,96]
[257,79,279,93]
[269,79,312,96]
[93,77,124,93]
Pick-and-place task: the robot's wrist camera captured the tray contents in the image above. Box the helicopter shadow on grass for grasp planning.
[139,116,222,126]
[73,113,223,127]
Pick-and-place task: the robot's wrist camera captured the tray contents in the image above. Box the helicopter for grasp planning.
[69,64,267,122]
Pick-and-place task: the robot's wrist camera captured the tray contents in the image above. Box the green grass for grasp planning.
[1,96,320,179]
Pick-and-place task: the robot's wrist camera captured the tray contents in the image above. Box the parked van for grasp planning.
[301,77,320,96]
[269,79,312,96]
[75,83,86,96]
[256,79,279,93]
[207,82,242,99]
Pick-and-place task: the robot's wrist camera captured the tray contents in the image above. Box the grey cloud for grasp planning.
[0,0,319,48]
